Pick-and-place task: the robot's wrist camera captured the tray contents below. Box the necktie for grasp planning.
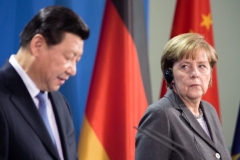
[36,91,56,146]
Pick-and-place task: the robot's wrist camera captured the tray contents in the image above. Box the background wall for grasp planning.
[149,0,240,149]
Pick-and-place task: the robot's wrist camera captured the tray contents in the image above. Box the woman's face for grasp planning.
[171,49,211,101]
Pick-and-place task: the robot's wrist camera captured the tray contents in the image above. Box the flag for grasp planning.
[232,102,240,160]
[78,0,149,159]
[160,0,221,118]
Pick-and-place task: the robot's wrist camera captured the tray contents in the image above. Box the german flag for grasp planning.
[78,0,149,159]
[160,0,221,118]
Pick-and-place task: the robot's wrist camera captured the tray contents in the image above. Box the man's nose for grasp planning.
[66,62,77,76]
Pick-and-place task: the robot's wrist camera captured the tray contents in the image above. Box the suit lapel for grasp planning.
[180,104,216,152]
[3,62,60,160]
[49,92,69,159]
[180,104,216,148]
[201,105,218,145]
[165,89,217,150]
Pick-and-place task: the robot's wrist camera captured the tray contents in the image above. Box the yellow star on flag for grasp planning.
[200,13,212,30]
[189,29,194,33]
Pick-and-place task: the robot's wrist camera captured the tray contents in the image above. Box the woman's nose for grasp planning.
[190,66,200,78]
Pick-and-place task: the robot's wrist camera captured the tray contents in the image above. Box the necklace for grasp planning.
[195,108,203,119]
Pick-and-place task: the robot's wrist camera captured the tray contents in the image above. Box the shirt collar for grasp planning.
[9,55,44,98]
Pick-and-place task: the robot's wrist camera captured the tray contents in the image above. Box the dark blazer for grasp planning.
[0,61,77,160]
[136,89,231,160]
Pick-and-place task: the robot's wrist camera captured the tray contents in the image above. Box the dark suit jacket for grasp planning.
[0,61,77,160]
[136,89,231,160]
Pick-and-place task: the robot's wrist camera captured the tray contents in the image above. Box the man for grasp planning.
[0,6,89,160]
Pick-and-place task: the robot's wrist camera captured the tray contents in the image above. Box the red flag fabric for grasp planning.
[78,0,148,159]
[160,0,221,118]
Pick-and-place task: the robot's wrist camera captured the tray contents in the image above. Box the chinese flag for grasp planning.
[160,0,221,118]
[78,0,148,159]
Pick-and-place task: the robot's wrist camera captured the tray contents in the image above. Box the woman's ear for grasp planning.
[208,73,212,87]
[169,79,175,89]
[208,78,212,87]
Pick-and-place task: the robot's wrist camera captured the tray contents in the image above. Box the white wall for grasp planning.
[149,0,240,150]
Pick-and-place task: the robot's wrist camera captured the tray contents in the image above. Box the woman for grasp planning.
[135,33,231,160]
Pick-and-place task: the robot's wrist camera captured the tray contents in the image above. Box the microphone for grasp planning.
[135,126,194,160]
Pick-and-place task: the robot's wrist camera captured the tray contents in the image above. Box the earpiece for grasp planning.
[164,68,173,83]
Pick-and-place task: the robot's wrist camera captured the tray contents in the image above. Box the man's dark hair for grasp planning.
[20,6,90,47]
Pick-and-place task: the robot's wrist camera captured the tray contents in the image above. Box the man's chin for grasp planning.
[49,85,61,92]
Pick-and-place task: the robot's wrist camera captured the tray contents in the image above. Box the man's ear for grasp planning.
[29,34,45,56]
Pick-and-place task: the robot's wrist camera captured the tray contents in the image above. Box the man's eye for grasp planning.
[65,55,73,61]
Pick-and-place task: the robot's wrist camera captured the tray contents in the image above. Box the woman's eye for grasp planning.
[181,65,188,68]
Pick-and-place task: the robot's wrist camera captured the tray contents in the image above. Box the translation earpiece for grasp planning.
[164,68,173,83]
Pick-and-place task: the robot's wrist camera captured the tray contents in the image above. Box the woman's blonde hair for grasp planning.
[161,33,218,87]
